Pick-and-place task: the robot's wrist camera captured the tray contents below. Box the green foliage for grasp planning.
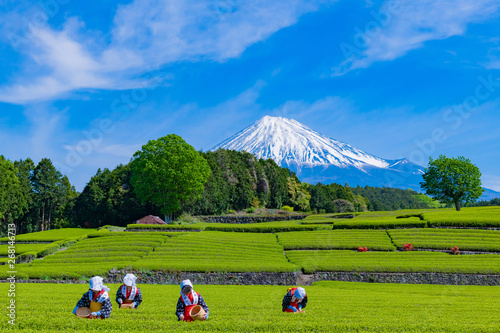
[18,233,170,279]
[203,221,330,233]
[127,223,204,231]
[333,198,354,213]
[130,134,211,216]
[191,149,292,214]
[5,157,77,235]
[0,228,95,242]
[287,250,500,274]
[0,155,28,235]
[469,198,500,207]
[422,207,500,227]
[351,186,434,211]
[414,194,443,209]
[251,196,260,208]
[1,283,500,332]
[309,183,355,213]
[87,231,182,238]
[287,177,311,211]
[353,194,368,212]
[421,155,483,211]
[299,215,338,225]
[281,205,294,212]
[277,229,396,251]
[245,207,256,214]
[73,164,158,228]
[31,158,75,231]
[0,243,49,256]
[15,251,37,264]
[131,232,299,273]
[176,213,200,224]
[388,228,500,252]
[36,243,61,257]
[333,216,426,229]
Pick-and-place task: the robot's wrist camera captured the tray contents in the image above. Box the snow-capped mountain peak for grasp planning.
[212,116,397,171]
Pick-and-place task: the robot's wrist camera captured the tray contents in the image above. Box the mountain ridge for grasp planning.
[211,116,498,199]
[212,115,424,176]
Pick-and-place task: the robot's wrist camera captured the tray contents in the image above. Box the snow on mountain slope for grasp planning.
[212,116,423,175]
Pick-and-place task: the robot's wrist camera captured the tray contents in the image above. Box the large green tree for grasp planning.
[420,155,483,211]
[130,134,211,221]
[32,158,61,231]
[30,158,74,231]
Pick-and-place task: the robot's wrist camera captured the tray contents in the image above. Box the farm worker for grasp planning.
[282,287,308,313]
[73,276,113,319]
[116,273,143,309]
[175,279,209,322]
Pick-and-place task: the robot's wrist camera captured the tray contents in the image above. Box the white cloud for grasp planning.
[0,0,331,104]
[333,0,500,76]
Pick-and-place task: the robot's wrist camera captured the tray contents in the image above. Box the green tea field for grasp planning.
[2,207,500,331]
[1,281,499,332]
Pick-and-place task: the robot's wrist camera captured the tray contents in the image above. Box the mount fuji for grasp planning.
[211,116,425,190]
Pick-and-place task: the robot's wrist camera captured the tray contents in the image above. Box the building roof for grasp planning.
[135,215,166,224]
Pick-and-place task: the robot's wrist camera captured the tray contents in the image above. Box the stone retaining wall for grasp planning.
[106,270,298,285]
[11,271,498,286]
[310,272,500,286]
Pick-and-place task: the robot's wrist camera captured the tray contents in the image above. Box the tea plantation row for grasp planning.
[1,282,498,332]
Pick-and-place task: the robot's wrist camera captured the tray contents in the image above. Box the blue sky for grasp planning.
[1,0,500,192]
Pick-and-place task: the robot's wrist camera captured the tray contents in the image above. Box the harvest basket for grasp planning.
[75,307,91,318]
[120,303,135,309]
[189,305,206,320]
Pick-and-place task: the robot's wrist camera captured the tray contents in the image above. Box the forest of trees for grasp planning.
[351,186,436,211]
[468,198,500,207]
[0,156,76,235]
[1,142,457,235]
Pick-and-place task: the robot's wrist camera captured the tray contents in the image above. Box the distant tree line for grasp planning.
[0,156,76,235]
[3,136,471,235]
[350,186,436,211]
[467,198,500,207]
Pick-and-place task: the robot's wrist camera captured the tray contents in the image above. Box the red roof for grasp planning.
[135,215,166,224]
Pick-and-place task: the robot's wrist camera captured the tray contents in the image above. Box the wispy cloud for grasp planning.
[332,0,500,76]
[0,0,331,104]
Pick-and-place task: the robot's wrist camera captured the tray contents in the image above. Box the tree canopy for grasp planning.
[130,134,211,219]
[420,155,483,211]
[0,155,27,233]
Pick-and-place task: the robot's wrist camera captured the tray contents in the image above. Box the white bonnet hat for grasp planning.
[89,276,110,292]
[124,273,137,287]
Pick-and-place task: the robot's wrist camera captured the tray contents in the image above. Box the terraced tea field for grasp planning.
[131,232,299,272]
[423,206,500,227]
[3,207,500,279]
[388,228,500,252]
[277,229,396,251]
[0,228,96,242]
[2,208,500,331]
[5,233,174,280]
[1,282,498,332]
[128,221,331,232]
[287,250,500,274]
